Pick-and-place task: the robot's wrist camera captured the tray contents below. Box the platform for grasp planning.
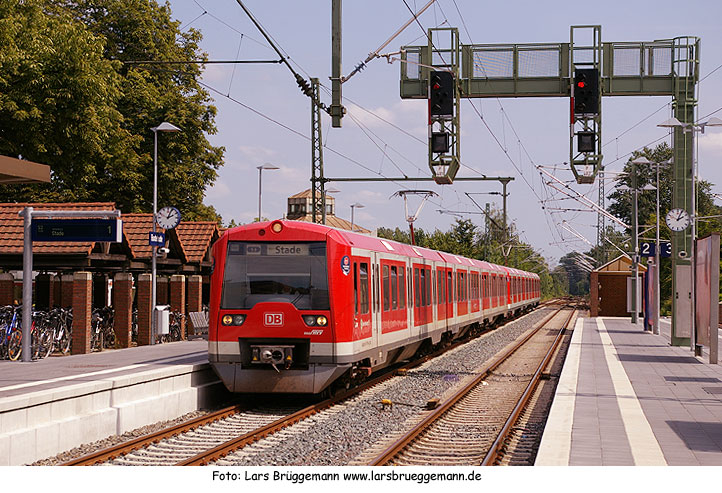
[536,316,722,466]
[0,340,228,465]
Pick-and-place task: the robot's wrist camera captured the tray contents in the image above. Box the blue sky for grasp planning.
[166,0,722,264]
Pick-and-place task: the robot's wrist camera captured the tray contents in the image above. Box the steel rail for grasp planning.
[63,404,248,466]
[481,306,577,465]
[367,304,566,466]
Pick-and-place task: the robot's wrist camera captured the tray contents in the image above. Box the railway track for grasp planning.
[361,304,577,466]
[64,302,563,466]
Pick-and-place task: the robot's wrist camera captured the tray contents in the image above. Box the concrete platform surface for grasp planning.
[537,317,722,466]
[0,341,227,465]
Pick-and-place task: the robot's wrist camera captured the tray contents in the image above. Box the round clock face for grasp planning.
[665,208,690,232]
[156,206,181,229]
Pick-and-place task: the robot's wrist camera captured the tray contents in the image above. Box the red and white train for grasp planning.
[209,220,540,394]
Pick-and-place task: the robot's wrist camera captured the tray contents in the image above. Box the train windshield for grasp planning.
[221,241,329,310]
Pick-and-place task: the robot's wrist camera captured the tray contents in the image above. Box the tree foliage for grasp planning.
[0,0,224,221]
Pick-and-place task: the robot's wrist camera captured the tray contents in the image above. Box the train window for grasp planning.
[437,270,443,305]
[383,265,390,311]
[399,267,406,309]
[391,266,398,310]
[447,271,453,303]
[354,263,358,316]
[360,263,369,314]
[408,267,412,308]
[220,241,329,310]
[414,268,421,307]
[424,269,431,306]
[420,268,427,307]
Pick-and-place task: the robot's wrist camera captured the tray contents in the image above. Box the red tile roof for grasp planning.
[0,202,117,255]
[175,222,220,263]
[121,213,165,260]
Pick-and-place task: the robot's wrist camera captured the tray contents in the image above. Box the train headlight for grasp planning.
[271,221,283,233]
[303,315,328,327]
[221,314,246,326]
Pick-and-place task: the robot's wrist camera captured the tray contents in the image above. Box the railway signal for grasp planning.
[573,68,600,116]
[429,71,454,117]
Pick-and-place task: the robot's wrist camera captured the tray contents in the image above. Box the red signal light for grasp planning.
[577,81,586,88]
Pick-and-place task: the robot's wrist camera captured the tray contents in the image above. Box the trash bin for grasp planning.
[155,305,170,335]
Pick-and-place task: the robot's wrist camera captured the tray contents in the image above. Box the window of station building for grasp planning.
[383,265,390,312]
[359,263,369,314]
[391,265,398,309]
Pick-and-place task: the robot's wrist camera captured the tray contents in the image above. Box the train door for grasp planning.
[351,256,372,343]
[370,253,381,351]
[446,269,454,319]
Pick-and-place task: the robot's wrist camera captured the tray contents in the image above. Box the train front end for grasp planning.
[209,220,348,394]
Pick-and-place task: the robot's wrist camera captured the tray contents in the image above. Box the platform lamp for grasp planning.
[350,203,365,232]
[151,122,181,345]
[257,163,280,222]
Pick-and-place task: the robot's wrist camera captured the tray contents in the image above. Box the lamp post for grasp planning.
[620,163,656,325]
[350,202,364,232]
[257,163,279,222]
[151,122,180,344]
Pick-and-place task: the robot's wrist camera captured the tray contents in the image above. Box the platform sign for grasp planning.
[640,241,655,257]
[31,218,122,242]
[149,231,165,247]
[640,241,672,258]
[660,241,672,257]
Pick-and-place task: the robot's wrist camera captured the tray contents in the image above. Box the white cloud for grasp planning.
[237,146,277,161]
[699,132,722,153]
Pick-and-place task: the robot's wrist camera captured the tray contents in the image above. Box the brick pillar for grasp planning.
[157,276,169,305]
[0,273,14,306]
[35,274,51,310]
[113,273,133,348]
[137,273,152,346]
[61,274,74,308]
[170,275,186,339]
[186,275,202,337]
[71,272,92,355]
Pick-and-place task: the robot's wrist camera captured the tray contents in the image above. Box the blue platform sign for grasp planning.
[640,241,655,257]
[149,231,165,247]
[32,219,122,242]
[640,241,672,258]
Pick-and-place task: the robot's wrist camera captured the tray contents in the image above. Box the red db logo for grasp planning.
[264,313,284,326]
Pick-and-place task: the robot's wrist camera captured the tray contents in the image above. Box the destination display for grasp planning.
[245,243,310,256]
[31,218,122,243]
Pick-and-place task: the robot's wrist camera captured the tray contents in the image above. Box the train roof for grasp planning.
[221,220,538,279]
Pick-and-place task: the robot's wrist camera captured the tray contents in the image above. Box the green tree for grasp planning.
[0,0,224,222]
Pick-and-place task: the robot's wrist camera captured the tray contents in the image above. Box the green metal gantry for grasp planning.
[399,28,699,346]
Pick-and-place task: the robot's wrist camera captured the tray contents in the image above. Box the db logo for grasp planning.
[264,313,284,326]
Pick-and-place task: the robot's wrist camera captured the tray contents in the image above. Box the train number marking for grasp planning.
[264,313,284,326]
